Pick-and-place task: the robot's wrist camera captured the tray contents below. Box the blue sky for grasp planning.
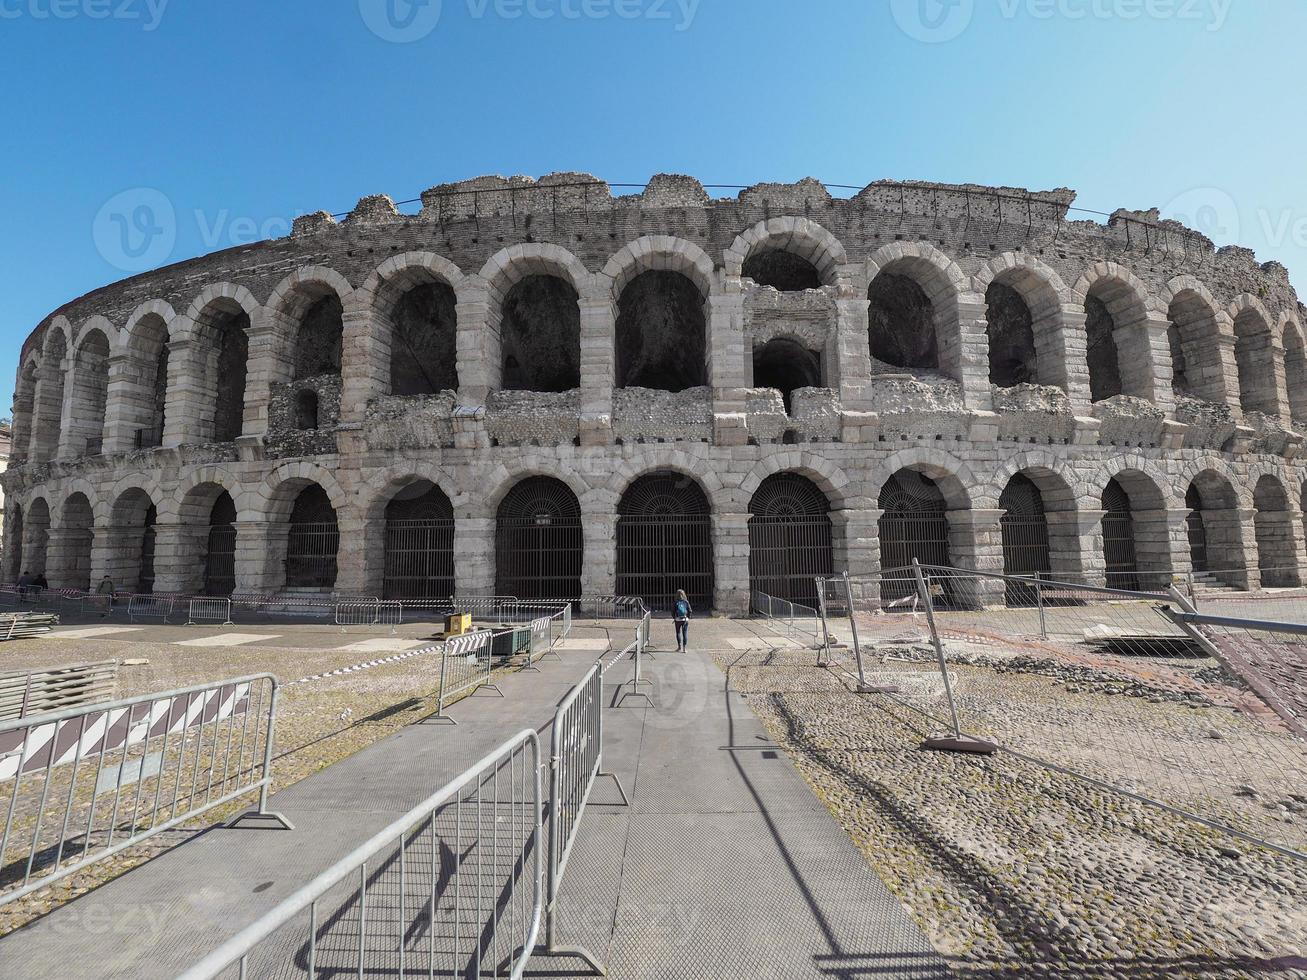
[1,0,1302,412]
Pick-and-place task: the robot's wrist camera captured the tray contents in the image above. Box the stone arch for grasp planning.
[750,336,823,413]
[68,326,111,456]
[1229,295,1281,417]
[1280,315,1307,428]
[605,450,728,512]
[747,471,833,604]
[1160,277,1229,407]
[31,322,70,463]
[724,218,847,288]
[11,356,39,463]
[255,462,349,524]
[494,474,584,600]
[612,244,709,391]
[252,474,342,592]
[266,267,352,381]
[354,252,467,399]
[739,453,851,512]
[52,490,95,591]
[864,243,967,380]
[603,235,717,301]
[1072,262,1154,402]
[615,469,715,610]
[1100,467,1171,590]
[19,496,51,578]
[974,253,1070,390]
[360,471,459,599]
[106,485,160,593]
[116,300,177,450]
[1253,473,1301,587]
[1183,467,1247,589]
[183,284,260,444]
[993,461,1081,586]
[171,473,241,596]
[873,448,975,512]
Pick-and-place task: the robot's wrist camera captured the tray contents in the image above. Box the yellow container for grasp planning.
[445,612,472,636]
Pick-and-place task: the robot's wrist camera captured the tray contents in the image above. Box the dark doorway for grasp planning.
[384,482,455,599]
[495,477,583,600]
[616,472,714,611]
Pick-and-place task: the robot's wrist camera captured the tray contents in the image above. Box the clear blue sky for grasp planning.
[2,0,1303,412]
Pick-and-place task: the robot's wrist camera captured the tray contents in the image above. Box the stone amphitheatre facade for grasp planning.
[4,172,1306,613]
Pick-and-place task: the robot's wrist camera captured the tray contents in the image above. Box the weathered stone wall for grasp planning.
[6,172,1307,611]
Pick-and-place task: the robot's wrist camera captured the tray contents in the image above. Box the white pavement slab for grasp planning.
[173,633,281,647]
[559,638,610,651]
[337,637,427,652]
[41,626,144,639]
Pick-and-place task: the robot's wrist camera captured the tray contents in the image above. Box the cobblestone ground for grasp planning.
[713,645,1307,980]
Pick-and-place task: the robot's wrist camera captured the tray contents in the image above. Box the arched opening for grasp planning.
[57,493,94,592]
[293,294,344,382]
[284,484,339,590]
[877,470,950,607]
[389,282,459,396]
[1101,478,1139,590]
[110,489,158,593]
[999,474,1051,605]
[500,275,580,392]
[1182,472,1246,589]
[495,477,582,600]
[742,250,822,292]
[752,337,822,414]
[193,301,250,443]
[204,491,237,597]
[747,473,831,606]
[1233,309,1278,416]
[615,271,707,391]
[295,389,320,431]
[127,313,170,449]
[21,498,50,577]
[384,481,455,599]
[12,361,36,463]
[867,272,937,371]
[985,281,1037,387]
[32,330,67,463]
[617,472,714,611]
[69,330,110,455]
[1166,291,1224,405]
[1283,324,1307,428]
[1253,475,1300,588]
[1084,292,1123,402]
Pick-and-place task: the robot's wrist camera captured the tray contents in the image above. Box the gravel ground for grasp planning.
[0,629,571,936]
[713,645,1307,980]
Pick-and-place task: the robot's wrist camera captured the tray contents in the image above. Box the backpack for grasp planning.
[674,598,691,620]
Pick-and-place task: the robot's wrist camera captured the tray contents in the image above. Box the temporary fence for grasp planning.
[185,597,234,627]
[573,595,650,620]
[836,561,1307,861]
[333,598,403,634]
[0,673,290,908]
[0,661,117,722]
[176,729,542,980]
[535,662,628,974]
[127,593,177,623]
[0,611,59,640]
[432,630,498,723]
[751,589,823,645]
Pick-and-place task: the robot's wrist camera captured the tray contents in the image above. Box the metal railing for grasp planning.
[127,593,176,623]
[0,674,291,908]
[432,630,498,723]
[177,730,542,980]
[186,597,234,627]
[751,589,822,645]
[536,662,628,973]
[334,598,403,633]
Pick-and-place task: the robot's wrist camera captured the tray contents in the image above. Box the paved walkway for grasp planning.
[0,619,947,979]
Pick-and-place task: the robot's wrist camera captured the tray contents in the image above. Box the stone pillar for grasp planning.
[334,514,367,594]
[946,508,1005,607]
[833,293,872,410]
[91,525,140,593]
[1269,344,1292,420]
[578,293,615,446]
[1111,313,1175,415]
[1253,508,1304,588]
[1130,508,1185,591]
[954,295,994,412]
[453,515,495,597]
[1055,306,1094,413]
[581,511,617,596]
[1045,510,1090,582]
[708,291,749,445]
[711,511,750,614]
[831,508,880,578]
[152,523,202,594]
[340,302,384,423]
[240,309,285,438]
[1214,333,1243,417]
[46,526,93,591]
[54,356,79,459]
[1200,507,1256,590]
[234,521,283,593]
[455,278,493,405]
[1076,508,1109,588]
[103,350,141,454]
[162,332,207,447]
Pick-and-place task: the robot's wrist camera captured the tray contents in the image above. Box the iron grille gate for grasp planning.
[496,518,583,600]
[204,525,236,596]
[383,518,455,599]
[747,517,831,606]
[285,521,339,589]
[1186,510,1209,573]
[878,512,950,607]
[616,516,714,611]
[1102,480,1140,591]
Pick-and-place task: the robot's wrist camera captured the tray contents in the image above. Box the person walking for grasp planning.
[673,588,692,652]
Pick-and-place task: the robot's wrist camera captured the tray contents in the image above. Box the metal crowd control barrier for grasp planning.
[432,630,499,723]
[536,664,628,973]
[177,730,543,980]
[186,597,234,626]
[0,660,117,722]
[0,673,291,909]
[333,598,403,634]
[751,589,823,645]
[127,593,176,623]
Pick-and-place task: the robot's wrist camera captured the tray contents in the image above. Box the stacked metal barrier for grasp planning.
[0,674,290,909]
[176,731,542,980]
[0,660,117,722]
